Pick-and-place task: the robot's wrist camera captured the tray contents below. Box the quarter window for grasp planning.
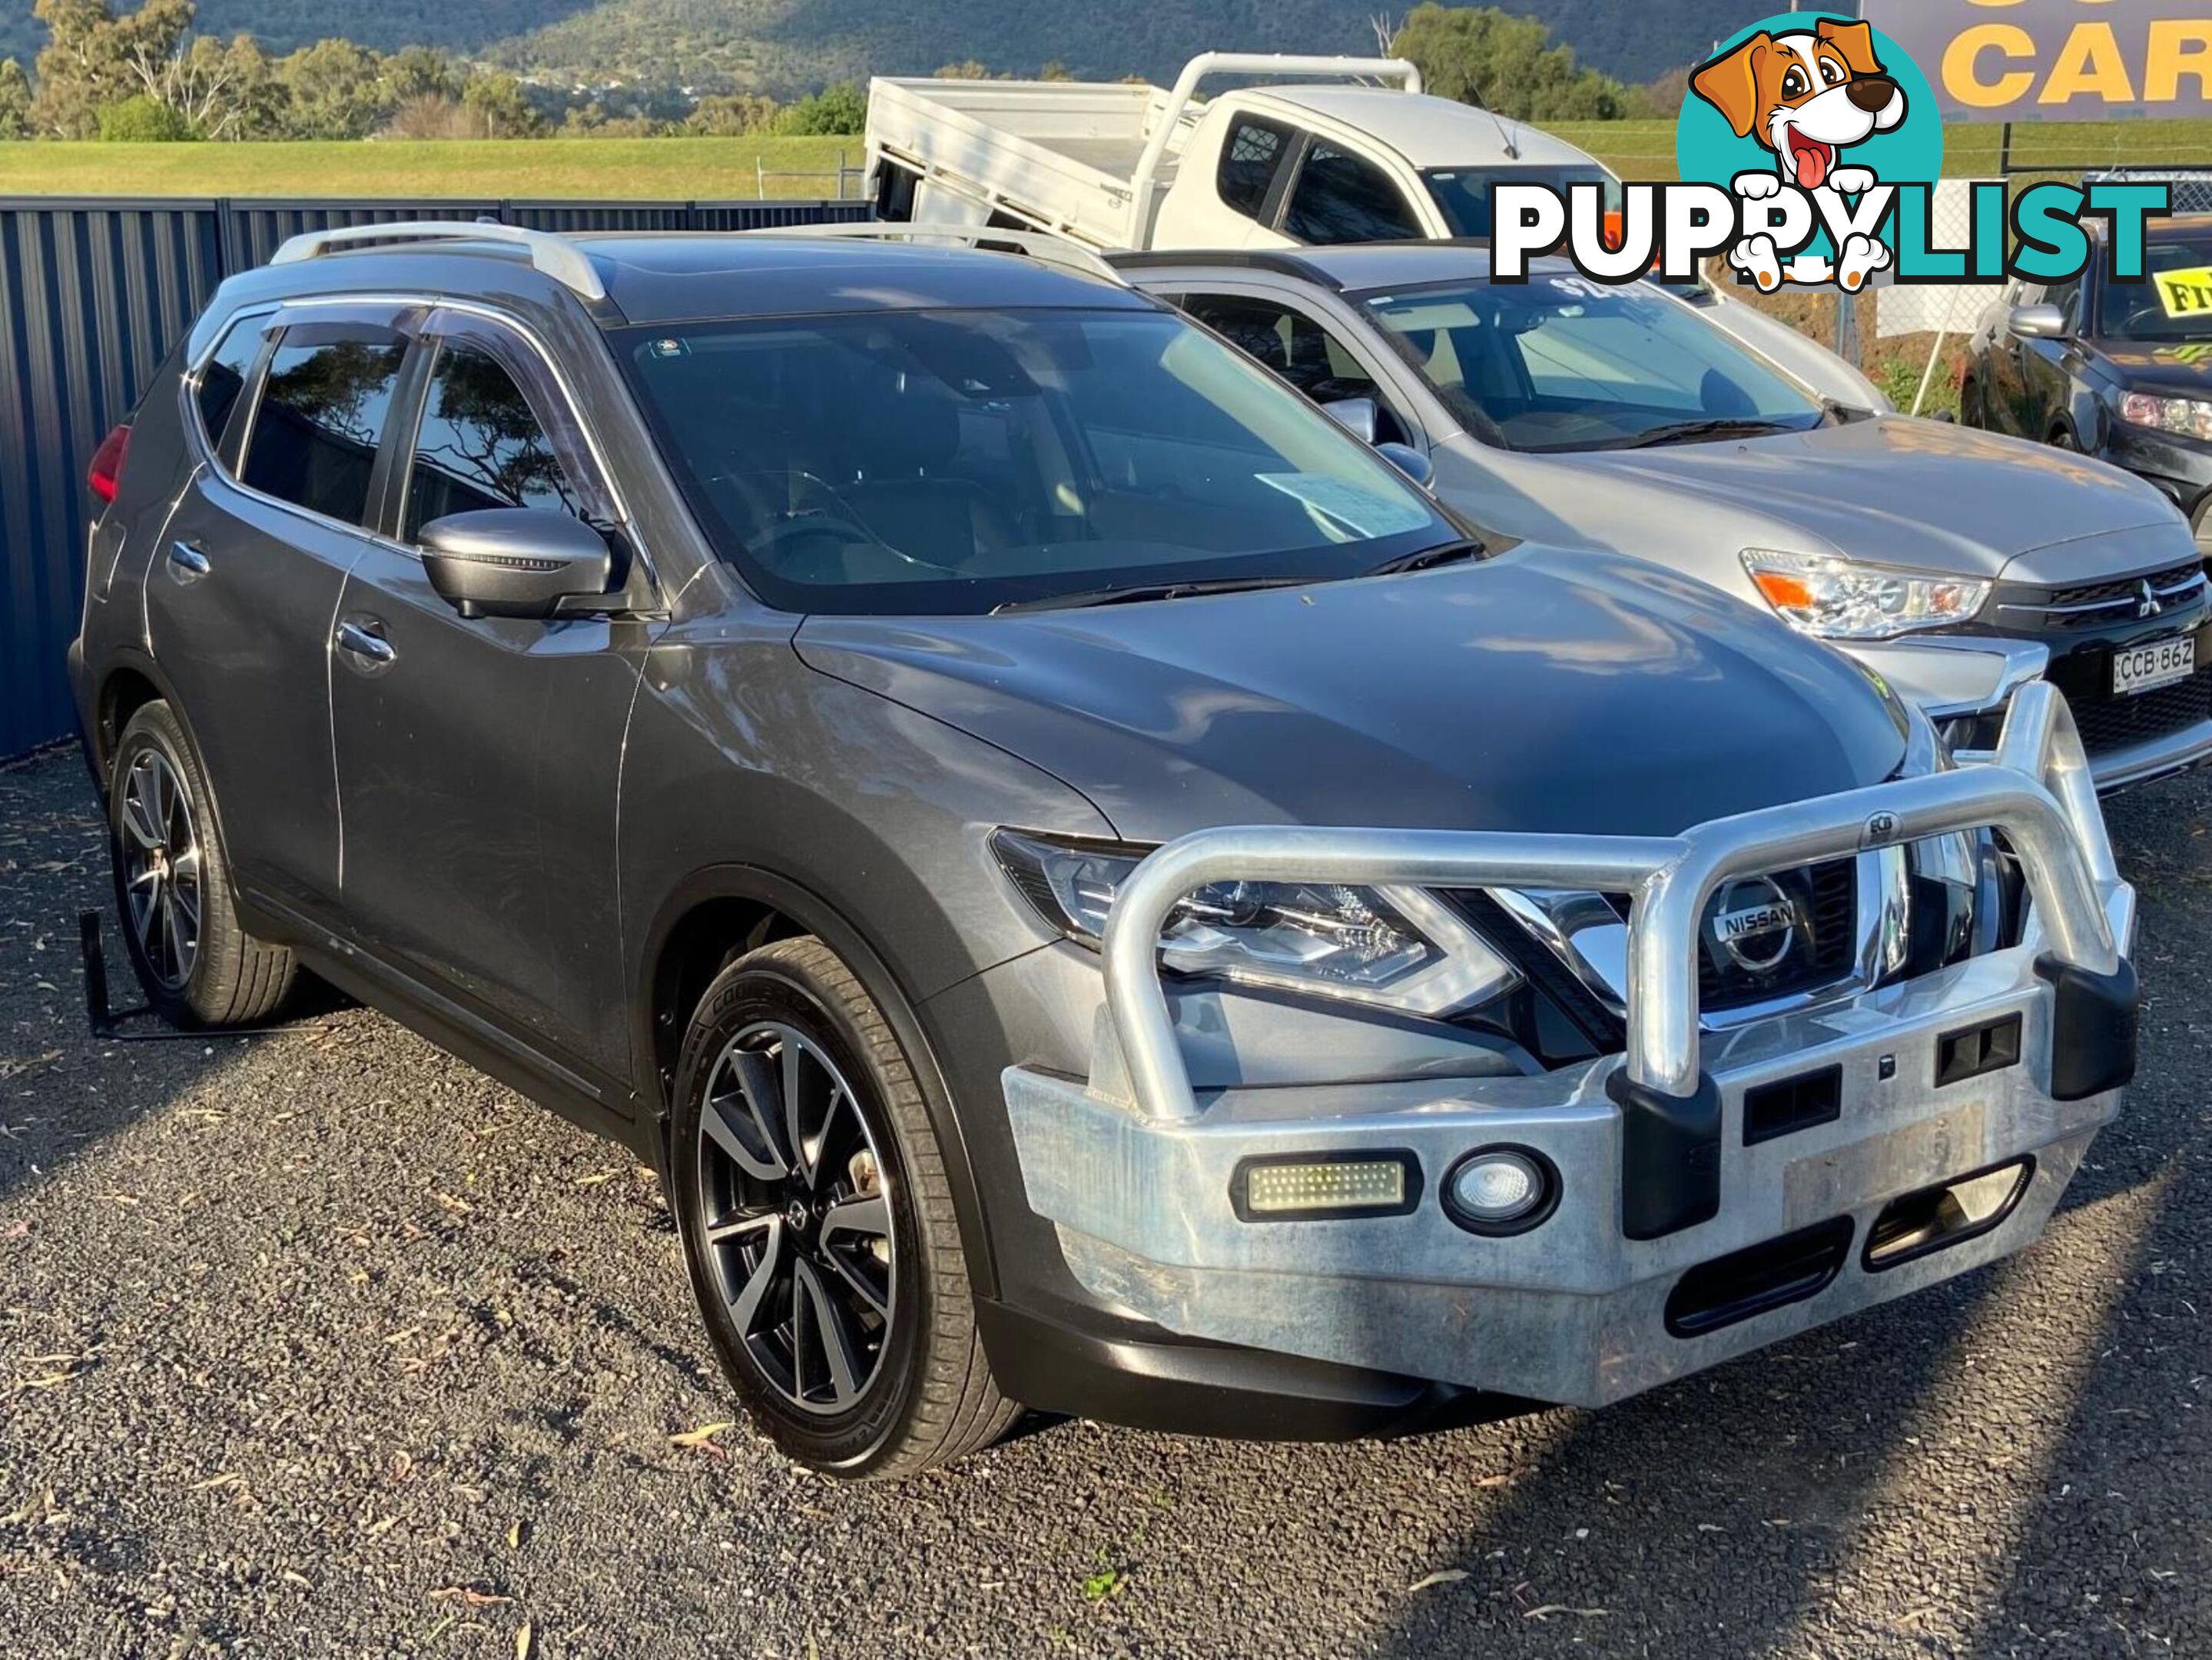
[1217,118,1292,220]
[402,343,581,541]
[1282,144,1422,244]
[194,319,264,453]
[238,324,407,525]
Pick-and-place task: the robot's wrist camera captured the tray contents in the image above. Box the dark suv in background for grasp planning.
[71,226,2137,1478]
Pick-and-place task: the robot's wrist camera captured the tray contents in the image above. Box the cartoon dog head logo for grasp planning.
[1693,20,1905,194]
[1679,12,1941,296]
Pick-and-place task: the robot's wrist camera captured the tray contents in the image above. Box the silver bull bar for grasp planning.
[1100,682,2121,1117]
[1002,684,2135,1406]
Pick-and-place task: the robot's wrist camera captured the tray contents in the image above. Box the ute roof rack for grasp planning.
[267,221,608,302]
[742,221,1125,285]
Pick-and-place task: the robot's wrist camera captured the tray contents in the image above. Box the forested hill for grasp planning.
[0,1,1767,94]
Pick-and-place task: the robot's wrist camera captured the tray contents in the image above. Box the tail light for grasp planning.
[88,423,131,504]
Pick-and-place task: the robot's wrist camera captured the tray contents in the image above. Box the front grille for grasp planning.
[1457,858,1860,1057]
[2062,664,2212,754]
[1998,560,2207,629]
[1698,858,1858,1011]
[1452,889,1625,1051]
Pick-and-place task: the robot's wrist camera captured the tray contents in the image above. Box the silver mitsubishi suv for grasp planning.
[70,224,2138,1477]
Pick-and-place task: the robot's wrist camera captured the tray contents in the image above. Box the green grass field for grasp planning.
[5,119,2212,202]
[0,135,862,199]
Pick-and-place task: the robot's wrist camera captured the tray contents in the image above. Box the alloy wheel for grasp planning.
[119,748,202,991]
[694,1021,897,1416]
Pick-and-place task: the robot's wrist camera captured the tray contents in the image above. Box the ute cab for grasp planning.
[866,52,1624,254]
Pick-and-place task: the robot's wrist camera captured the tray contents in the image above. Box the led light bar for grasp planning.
[1233,1152,1419,1221]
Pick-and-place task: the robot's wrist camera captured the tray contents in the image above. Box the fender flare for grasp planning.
[633,862,1001,1301]
[88,648,240,873]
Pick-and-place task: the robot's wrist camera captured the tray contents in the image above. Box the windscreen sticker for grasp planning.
[1255,474,1434,540]
[2155,265,2212,319]
[1374,300,1483,334]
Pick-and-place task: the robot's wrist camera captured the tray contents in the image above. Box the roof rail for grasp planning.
[742,221,1126,285]
[267,221,608,302]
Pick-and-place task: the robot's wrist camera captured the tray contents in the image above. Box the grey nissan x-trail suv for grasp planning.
[70,226,2140,1479]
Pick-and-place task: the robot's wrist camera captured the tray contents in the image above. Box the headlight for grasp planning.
[2121,392,2212,440]
[992,829,1520,1015]
[1743,549,1988,640]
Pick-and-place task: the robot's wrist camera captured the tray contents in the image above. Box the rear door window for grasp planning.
[1282,144,1422,244]
[1179,291,1412,443]
[238,324,409,526]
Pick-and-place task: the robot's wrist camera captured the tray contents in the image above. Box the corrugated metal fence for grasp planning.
[0,194,871,760]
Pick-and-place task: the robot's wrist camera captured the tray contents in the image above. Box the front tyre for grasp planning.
[108,701,296,1026]
[671,937,1016,1478]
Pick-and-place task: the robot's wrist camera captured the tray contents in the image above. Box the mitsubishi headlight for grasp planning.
[1743,550,1989,640]
[2121,391,2212,441]
[992,830,1518,1016]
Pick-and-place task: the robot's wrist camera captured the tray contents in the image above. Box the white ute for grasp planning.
[865,52,1627,252]
[864,52,1887,410]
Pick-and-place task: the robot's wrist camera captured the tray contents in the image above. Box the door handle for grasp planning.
[334,619,397,670]
[166,541,211,583]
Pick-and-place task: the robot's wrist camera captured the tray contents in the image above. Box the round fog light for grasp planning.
[1443,1147,1557,1236]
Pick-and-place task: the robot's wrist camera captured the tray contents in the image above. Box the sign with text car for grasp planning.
[1862,0,2212,122]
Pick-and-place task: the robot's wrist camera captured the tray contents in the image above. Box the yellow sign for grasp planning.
[2157,265,2212,317]
[1866,2,2212,121]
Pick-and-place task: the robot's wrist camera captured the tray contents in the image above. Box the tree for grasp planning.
[383,93,481,139]
[137,32,277,139]
[96,89,192,138]
[32,0,195,137]
[380,44,463,107]
[0,58,31,138]
[1390,4,1627,124]
[461,71,542,138]
[682,91,780,137]
[272,37,386,138]
[772,81,865,136]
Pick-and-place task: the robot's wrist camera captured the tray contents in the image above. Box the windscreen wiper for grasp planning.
[1364,539,1487,578]
[991,575,1312,615]
[1607,418,1799,450]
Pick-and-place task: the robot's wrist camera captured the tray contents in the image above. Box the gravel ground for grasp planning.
[0,747,2205,1660]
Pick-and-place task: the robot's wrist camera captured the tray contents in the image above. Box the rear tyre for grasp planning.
[108,701,296,1026]
[2049,424,2078,451]
[671,936,1017,1478]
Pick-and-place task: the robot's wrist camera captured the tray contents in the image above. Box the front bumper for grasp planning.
[1001,685,2135,1411]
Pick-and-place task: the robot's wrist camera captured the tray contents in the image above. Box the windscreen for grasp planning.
[618,307,1459,614]
[1361,276,1826,453]
[2098,232,2212,342]
[1423,165,1624,241]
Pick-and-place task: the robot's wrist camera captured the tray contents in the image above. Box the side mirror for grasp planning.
[1323,396,1381,445]
[419,509,614,620]
[1375,442,1435,490]
[2010,304,2069,341]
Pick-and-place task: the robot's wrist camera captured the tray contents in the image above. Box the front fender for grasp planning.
[618,629,1116,1290]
